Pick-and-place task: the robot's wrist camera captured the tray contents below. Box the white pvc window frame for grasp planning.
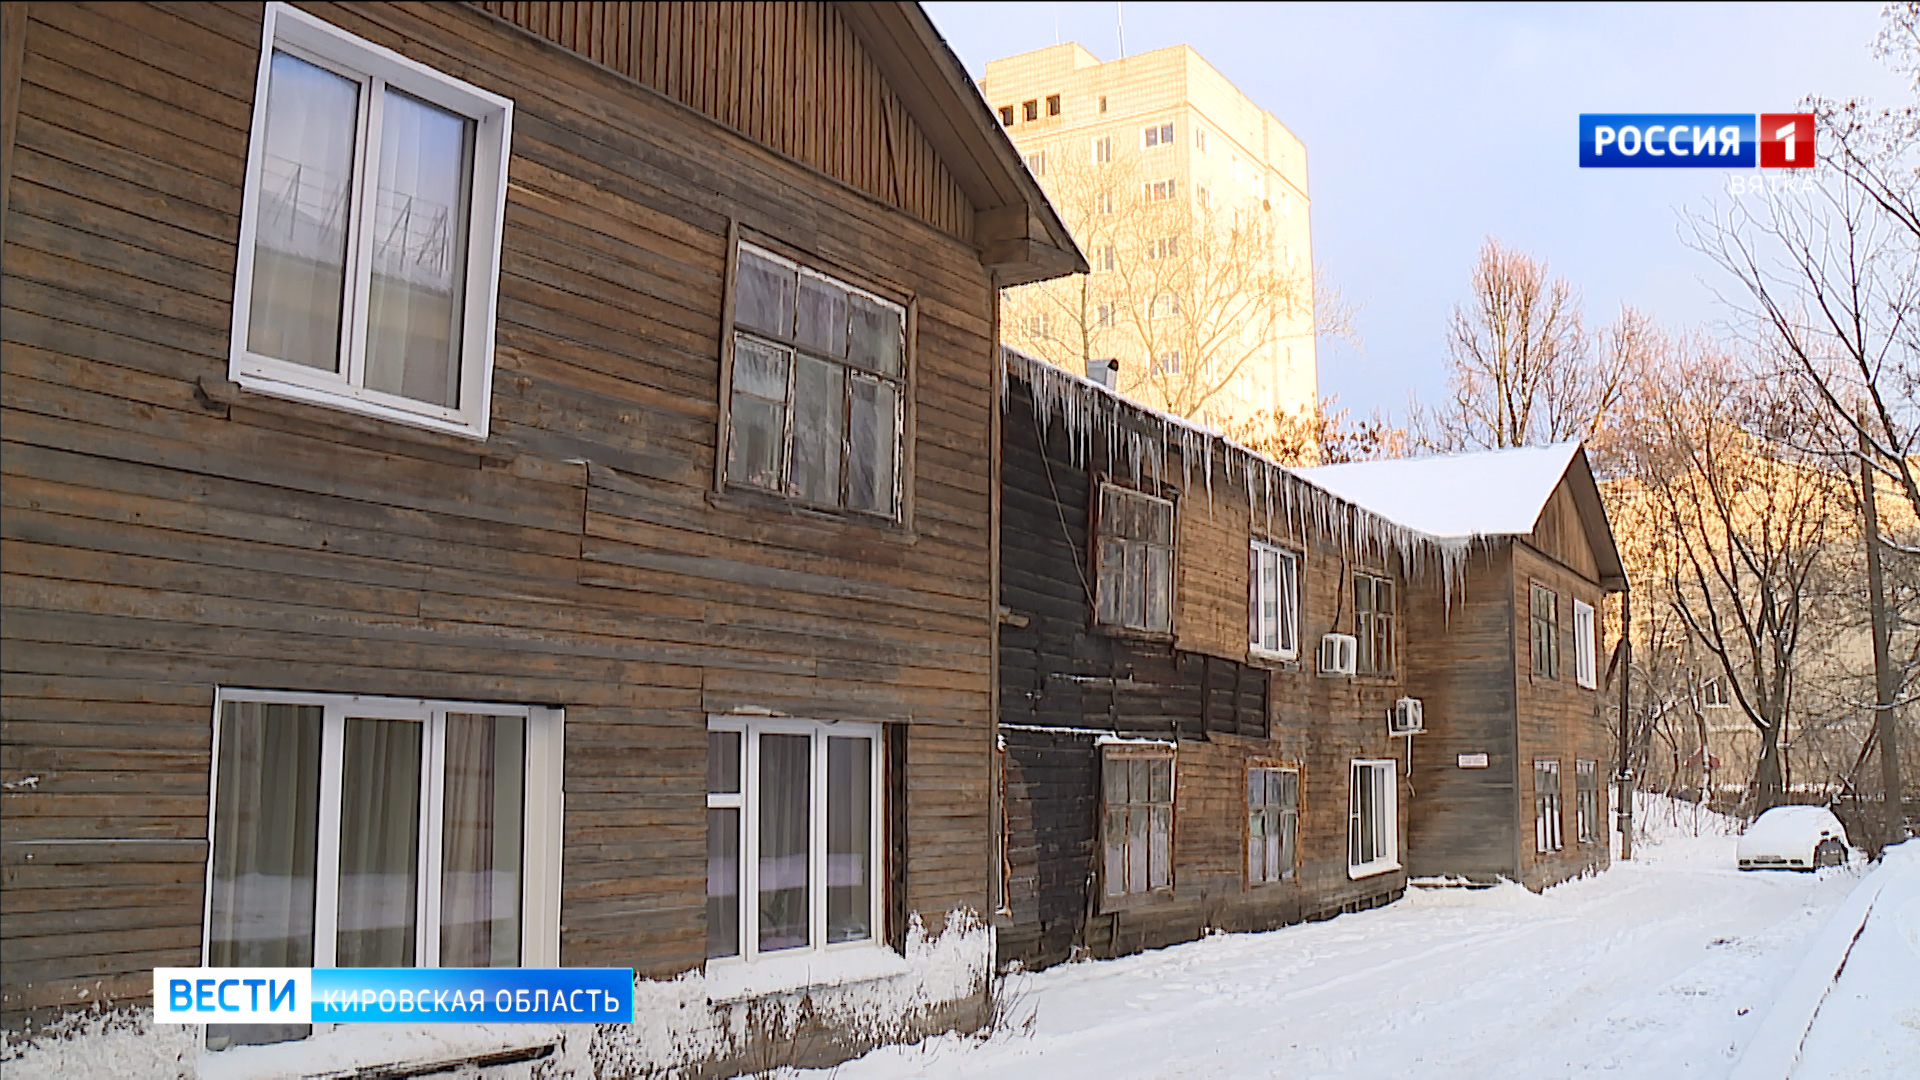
[1347,759,1400,879]
[705,716,886,967]
[229,2,513,439]
[1573,598,1597,689]
[1249,540,1300,661]
[200,688,565,973]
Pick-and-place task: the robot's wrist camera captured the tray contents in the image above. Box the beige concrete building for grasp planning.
[981,43,1316,431]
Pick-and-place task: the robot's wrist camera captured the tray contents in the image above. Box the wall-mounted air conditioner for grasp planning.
[1390,696,1425,736]
[1317,633,1357,677]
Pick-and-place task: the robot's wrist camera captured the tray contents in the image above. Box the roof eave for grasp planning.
[835,2,1087,284]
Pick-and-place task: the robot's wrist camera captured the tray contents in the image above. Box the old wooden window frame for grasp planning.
[1347,759,1399,879]
[1247,763,1300,885]
[1534,758,1565,852]
[1092,479,1177,637]
[1701,674,1731,708]
[1249,541,1300,661]
[1530,582,1562,680]
[1574,759,1599,844]
[201,689,562,1046]
[1353,571,1396,676]
[1573,598,1597,689]
[704,716,887,968]
[1101,743,1176,905]
[228,2,513,440]
[717,237,912,524]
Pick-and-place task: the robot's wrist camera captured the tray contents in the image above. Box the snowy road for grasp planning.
[814,828,1889,1080]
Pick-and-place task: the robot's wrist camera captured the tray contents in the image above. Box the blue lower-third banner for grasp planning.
[154,967,634,1024]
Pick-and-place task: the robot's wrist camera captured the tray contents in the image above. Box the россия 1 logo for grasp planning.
[1579,114,1813,168]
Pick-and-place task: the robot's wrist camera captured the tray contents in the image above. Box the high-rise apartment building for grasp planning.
[982,43,1317,433]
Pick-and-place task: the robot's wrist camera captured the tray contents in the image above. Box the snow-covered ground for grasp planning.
[808,804,1913,1080]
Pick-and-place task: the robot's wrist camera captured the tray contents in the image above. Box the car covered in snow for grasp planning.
[1736,806,1850,871]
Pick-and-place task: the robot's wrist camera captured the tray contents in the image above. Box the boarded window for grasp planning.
[1104,748,1173,897]
[1354,573,1395,675]
[1535,759,1564,852]
[1250,542,1299,658]
[1248,767,1299,884]
[727,244,906,519]
[1095,483,1175,634]
[1348,760,1397,875]
[1531,583,1561,679]
[1575,759,1599,844]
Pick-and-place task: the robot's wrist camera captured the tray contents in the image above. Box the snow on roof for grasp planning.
[1295,443,1582,540]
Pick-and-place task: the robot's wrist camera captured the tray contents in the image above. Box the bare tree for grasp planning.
[1618,346,1851,809]
[1687,3,1920,526]
[1414,238,1641,455]
[999,146,1313,423]
[1223,395,1407,467]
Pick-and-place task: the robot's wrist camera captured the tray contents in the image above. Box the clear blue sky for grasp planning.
[923,1,1905,423]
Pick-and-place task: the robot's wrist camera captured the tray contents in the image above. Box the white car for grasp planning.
[1736,805,1850,871]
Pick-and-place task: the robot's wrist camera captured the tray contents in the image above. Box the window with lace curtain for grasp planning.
[229,3,513,438]
[202,691,562,1050]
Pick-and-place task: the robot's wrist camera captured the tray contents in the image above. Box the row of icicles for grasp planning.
[1000,347,1479,607]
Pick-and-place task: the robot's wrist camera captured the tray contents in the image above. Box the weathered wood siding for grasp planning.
[1511,536,1612,889]
[472,1,973,241]
[997,379,1407,970]
[1,0,996,1025]
[1401,469,1614,890]
[1403,544,1522,881]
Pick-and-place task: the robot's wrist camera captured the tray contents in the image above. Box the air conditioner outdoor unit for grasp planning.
[1317,633,1357,677]
[1390,696,1425,736]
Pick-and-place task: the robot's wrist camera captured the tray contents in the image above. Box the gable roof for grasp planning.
[836,2,1086,285]
[1297,443,1628,590]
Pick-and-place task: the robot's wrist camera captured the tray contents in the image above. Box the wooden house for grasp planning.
[1300,445,1628,890]
[0,1,1080,1073]
[995,350,1465,969]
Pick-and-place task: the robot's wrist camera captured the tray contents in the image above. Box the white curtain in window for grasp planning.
[826,736,871,944]
[336,718,423,967]
[757,734,810,952]
[364,89,474,408]
[207,702,321,1050]
[439,713,524,967]
[247,52,358,373]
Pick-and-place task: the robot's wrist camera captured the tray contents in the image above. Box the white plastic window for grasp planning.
[705,718,884,964]
[1348,760,1399,878]
[1250,542,1299,659]
[230,3,513,438]
[203,690,562,1049]
[1574,598,1597,688]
